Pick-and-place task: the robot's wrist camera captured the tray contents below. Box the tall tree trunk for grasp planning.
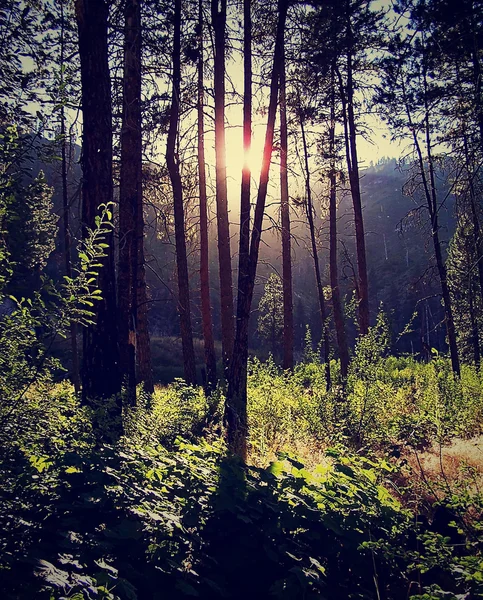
[167,0,197,386]
[423,58,460,377]
[299,111,331,390]
[279,43,293,371]
[328,73,349,379]
[426,150,460,376]
[60,0,79,393]
[211,0,234,369]
[75,0,120,402]
[231,0,252,431]
[118,0,141,405]
[341,5,370,335]
[198,0,217,392]
[132,3,153,395]
[226,0,288,459]
[61,111,80,394]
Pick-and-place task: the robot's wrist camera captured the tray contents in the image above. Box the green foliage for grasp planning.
[0,200,115,441]
[447,214,483,365]
[246,346,483,463]
[124,380,223,447]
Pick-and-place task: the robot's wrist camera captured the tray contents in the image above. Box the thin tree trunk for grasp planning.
[328,72,349,379]
[133,2,153,395]
[343,5,370,335]
[299,112,331,390]
[167,0,197,386]
[60,0,79,393]
[61,110,80,393]
[75,0,120,402]
[211,0,234,369]
[226,0,288,459]
[402,53,460,376]
[198,0,217,392]
[279,43,293,371]
[118,0,141,405]
[422,58,460,377]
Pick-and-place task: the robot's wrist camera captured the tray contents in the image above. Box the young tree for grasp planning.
[447,215,481,366]
[166,0,197,385]
[75,0,121,401]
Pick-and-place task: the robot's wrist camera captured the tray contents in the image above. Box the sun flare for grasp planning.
[224,127,265,179]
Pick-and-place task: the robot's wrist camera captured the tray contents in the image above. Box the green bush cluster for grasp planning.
[124,380,223,447]
[245,353,483,463]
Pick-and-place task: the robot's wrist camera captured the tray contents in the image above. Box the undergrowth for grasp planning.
[0,353,482,599]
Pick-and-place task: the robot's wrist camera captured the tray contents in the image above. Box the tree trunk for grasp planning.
[118,0,141,405]
[198,0,217,392]
[226,0,288,459]
[167,0,197,386]
[328,73,349,379]
[423,60,460,377]
[133,2,153,395]
[59,0,80,394]
[211,0,234,369]
[342,5,370,335]
[230,0,252,446]
[299,111,331,390]
[61,109,80,394]
[279,43,294,371]
[403,49,460,376]
[75,0,120,402]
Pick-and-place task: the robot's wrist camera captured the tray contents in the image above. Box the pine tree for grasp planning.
[447,214,482,366]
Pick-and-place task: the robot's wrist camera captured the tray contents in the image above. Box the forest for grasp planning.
[1,0,483,598]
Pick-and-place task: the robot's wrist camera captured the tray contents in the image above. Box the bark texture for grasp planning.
[118,0,141,404]
[75,0,120,401]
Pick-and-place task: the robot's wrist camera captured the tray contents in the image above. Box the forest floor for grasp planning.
[1,356,483,599]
